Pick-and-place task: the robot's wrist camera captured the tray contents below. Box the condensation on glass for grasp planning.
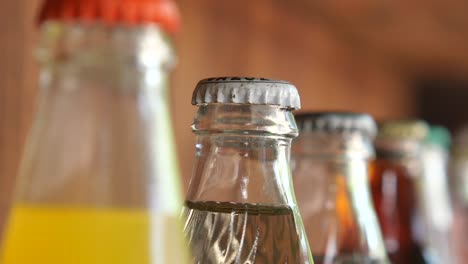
[183,77,314,264]
[292,112,389,264]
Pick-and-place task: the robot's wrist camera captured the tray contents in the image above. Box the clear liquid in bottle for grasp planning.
[185,77,313,264]
[313,255,385,264]
[184,201,305,264]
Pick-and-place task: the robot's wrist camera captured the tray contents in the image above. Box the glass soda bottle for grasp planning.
[0,0,189,263]
[292,112,389,264]
[419,125,454,264]
[450,126,468,264]
[369,120,428,264]
[183,77,314,264]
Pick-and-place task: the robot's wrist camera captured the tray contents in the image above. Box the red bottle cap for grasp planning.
[39,0,180,33]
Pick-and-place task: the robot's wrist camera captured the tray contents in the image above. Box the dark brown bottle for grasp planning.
[369,121,428,264]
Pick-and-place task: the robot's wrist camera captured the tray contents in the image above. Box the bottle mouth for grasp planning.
[192,104,299,138]
[292,132,375,159]
[36,22,176,70]
[374,138,423,159]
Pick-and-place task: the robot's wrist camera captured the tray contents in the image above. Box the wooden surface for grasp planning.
[0,0,467,233]
[172,0,415,187]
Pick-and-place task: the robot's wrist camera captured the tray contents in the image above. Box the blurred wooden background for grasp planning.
[0,0,468,232]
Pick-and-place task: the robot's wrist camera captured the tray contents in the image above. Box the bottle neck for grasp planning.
[292,132,374,205]
[292,132,374,159]
[375,138,424,178]
[420,144,453,229]
[39,22,175,67]
[292,133,388,259]
[17,22,181,211]
[375,138,422,159]
[186,104,299,206]
[38,22,175,94]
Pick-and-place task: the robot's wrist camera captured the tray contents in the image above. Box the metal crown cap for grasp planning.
[295,112,378,139]
[39,0,180,32]
[377,120,429,141]
[192,77,301,110]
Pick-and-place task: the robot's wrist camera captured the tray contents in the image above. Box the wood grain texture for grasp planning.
[172,0,415,187]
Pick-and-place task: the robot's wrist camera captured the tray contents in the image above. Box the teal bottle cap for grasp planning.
[426,125,451,150]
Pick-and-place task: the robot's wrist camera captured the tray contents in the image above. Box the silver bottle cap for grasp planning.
[295,112,378,139]
[192,77,301,110]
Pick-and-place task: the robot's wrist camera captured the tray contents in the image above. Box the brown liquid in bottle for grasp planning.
[369,159,426,264]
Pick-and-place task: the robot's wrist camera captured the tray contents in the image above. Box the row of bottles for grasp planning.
[0,0,464,263]
[292,115,459,263]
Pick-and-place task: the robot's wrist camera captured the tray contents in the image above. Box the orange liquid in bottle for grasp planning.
[1,204,189,264]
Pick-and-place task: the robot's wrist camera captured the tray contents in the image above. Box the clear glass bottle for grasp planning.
[369,121,428,264]
[292,112,389,264]
[452,126,468,205]
[0,0,189,263]
[419,125,454,264]
[184,77,313,264]
[450,126,468,264]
